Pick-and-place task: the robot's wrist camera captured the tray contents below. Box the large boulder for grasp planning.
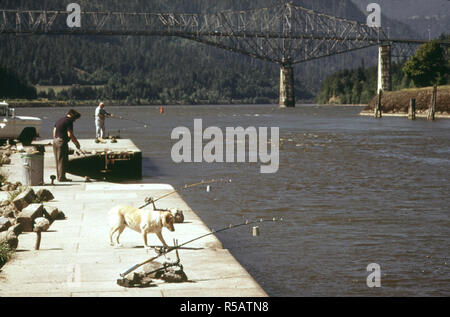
[1,156,11,165]
[12,188,36,211]
[0,224,21,249]
[43,207,60,223]
[0,204,16,218]
[8,223,22,236]
[0,231,18,249]
[35,189,54,203]
[0,217,11,232]
[55,210,66,220]
[1,183,17,192]
[16,204,44,232]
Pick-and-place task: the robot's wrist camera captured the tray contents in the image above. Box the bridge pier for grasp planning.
[377,44,392,92]
[279,62,295,108]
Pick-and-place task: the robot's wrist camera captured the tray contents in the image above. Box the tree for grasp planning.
[402,41,448,87]
[0,65,36,99]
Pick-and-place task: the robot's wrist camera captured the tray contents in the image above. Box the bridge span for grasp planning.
[0,2,444,107]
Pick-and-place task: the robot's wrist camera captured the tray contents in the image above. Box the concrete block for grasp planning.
[16,204,44,232]
[43,207,59,222]
[12,188,36,211]
[55,210,66,220]
[0,223,21,249]
[1,205,16,218]
[35,189,54,202]
[8,223,23,236]
[1,155,11,165]
[0,216,11,232]
[0,230,18,249]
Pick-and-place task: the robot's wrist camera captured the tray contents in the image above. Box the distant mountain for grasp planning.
[350,0,450,40]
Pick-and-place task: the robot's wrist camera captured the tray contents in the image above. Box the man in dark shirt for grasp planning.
[53,109,82,182]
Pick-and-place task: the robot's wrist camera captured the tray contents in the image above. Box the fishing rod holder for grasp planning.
[139,196,156,209]
[120,217,284,277]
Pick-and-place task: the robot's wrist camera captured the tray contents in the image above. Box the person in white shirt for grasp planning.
[95,102,114,139]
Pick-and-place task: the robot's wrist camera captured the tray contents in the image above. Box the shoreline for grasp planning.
[315,104,366,107]
[6,99,279,108]
[364,85,450,115]
[5,99,349,108]
[359,110,450,119]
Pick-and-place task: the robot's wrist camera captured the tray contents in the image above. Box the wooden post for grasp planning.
[34,228,42,250]
[428,84,437,120]
[408,98,416,120]
[374,89,382,118]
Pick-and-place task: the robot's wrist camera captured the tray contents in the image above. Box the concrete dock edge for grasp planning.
[0,139,267,297]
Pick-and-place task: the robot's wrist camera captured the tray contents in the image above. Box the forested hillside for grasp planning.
[316,36,450,105]
[0,66,37,99]
[315,62,412,105]
[0,0,414,104]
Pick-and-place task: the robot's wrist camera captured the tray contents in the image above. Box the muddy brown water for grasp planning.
[19,104,450,296]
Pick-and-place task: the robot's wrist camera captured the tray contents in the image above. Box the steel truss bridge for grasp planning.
[1,2,448,106]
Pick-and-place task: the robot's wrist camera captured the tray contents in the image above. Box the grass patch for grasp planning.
[7,185,29,204]
[400,85,450,92]
[0,170,8,185]
[365,85,450,113]
[35,84,105,94]
[0,241,14,268]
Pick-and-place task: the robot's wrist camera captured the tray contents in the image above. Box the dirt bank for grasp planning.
[362,85,450,116]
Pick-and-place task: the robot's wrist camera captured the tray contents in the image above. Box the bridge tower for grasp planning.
[377,44,392,92]
[279,59,295,108]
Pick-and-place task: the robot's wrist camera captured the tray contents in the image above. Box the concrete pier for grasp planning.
[377,45,392,93]
[0,140,267,297]
[279,62,295,108]
[68,139,142,181]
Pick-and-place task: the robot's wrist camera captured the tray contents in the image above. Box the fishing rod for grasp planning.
[119,217,283,277]
[92,113,150,128]
[138,178,232,209]
[113,115,150,128]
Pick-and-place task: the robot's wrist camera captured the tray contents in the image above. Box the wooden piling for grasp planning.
[427,84,437,120]
[374,89,382,118]
[408,98,416,120]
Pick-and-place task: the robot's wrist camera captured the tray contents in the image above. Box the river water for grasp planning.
[18,104,450,296]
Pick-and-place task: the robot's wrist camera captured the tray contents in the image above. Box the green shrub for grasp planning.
[7,185,29,203]
[0,170,8,185]
[0,241,14,267]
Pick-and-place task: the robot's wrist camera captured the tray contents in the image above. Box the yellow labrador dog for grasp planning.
[108,205,175,248]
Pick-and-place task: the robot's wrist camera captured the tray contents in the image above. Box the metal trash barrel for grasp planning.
[22,153,44,186]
